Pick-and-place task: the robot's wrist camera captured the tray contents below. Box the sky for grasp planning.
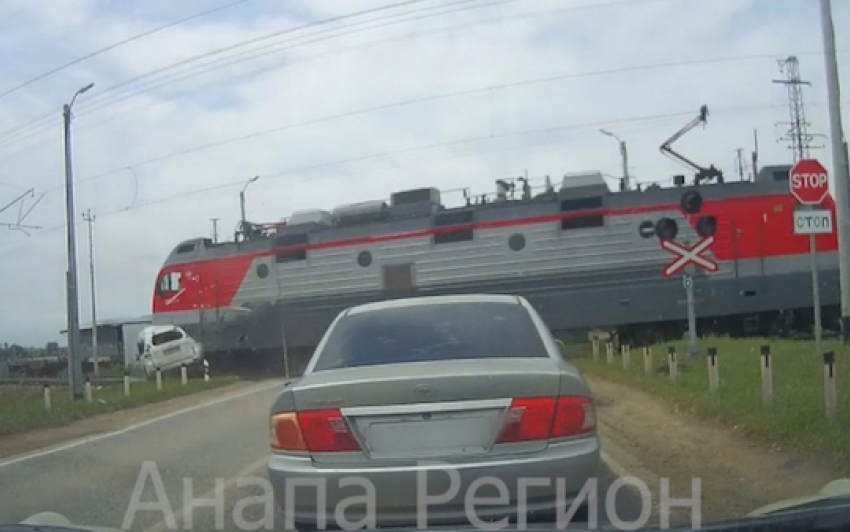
[0,0,848,346]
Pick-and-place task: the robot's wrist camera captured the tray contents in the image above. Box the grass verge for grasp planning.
[572,337,850,466]
[0,375,238,436]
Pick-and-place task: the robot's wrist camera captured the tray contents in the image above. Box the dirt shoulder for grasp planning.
[588,375,842,524]
[0,379,275,461]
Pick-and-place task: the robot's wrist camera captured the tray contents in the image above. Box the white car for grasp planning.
[134,325,203,377]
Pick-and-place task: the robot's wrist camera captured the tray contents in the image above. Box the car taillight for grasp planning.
[551,396,595,438]
[270,412,307,451]
[496,397,557,443]
[496,396,594,444]
[270,409,361,452]
[297,409,361,452]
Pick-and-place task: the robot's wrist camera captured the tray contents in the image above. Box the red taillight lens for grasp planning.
[496,397,557,443]
[298,409,361,452]
[496,396,595,444]
[551,396,595,438]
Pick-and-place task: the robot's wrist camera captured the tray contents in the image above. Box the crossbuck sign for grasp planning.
[661,236,718,278]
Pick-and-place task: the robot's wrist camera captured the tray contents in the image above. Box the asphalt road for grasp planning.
[0,381,643,531]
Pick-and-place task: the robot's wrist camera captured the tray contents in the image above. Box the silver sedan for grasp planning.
[267,294,600,529]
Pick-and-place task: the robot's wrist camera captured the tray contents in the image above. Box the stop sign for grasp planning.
[790,159,829,205]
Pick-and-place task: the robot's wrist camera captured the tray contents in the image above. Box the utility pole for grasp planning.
[82,209,98,377]
[820,0,850,342]
[64,82,94,399]
[211,218,219,244]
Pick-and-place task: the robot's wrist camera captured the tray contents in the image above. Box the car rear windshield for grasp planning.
[313,302,549,371]
[152,330,183,346]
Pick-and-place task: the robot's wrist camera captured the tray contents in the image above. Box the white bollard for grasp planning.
[668,346,677,382]
[181,364,188,386]
[606,342,614,364]
[622,345,630,369]
[203,359,210,382]
[707,347,719,393]
[760,345,773,408]
[123,373,131,396]
[824,352,837,421]
[592,339,599,361]
[84,378,93,403]
[643,346,652,375]
[156,369,163,390]
[43,383,51,412]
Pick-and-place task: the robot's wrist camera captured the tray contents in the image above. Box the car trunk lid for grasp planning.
[290,358,560,462]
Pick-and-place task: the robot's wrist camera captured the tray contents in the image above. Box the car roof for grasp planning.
[346,294,523,316]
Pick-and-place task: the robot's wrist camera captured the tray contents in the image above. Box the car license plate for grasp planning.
[164,346,181,356]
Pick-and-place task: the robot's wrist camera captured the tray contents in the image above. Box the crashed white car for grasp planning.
[133,325,203,377]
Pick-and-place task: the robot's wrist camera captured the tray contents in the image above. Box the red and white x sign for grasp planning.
[661,236,718,277]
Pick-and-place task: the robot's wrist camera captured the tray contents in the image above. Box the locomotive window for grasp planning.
[175,243,195,254]
[275,233,308,262]
[433,210,474,244]
[560,197,603,211]
[276,250,306,263]
[560,196,605,230]
[562,215,605,230]
[158,272,182,293]
[275,233,308,247]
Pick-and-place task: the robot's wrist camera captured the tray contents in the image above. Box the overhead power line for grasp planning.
[0,0,253,101]
[0,0,434,147]
[56,52,819,190]
[0,0,673,154]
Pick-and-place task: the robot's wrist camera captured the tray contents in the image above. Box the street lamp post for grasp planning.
[64,82,94,399]
[239,175,260,237]
[600,129,630,191]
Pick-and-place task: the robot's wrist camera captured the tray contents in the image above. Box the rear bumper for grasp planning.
[267,435,600,527]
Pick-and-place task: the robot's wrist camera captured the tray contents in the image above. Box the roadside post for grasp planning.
[606,342,614,364]
[760,345,773,408]
[707,347,719,393]
[643,346,652,375]
[156,369,163,390]
[123,371,131,397]
[824,351,837,420]
[203,359,210,382]
[84,377,92,403]
[592,339,599,360]
[181,364,188,386]
[622,344,630,369]
[790,159,832,357]
[43,383,51,412]
[668,346,677,382]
